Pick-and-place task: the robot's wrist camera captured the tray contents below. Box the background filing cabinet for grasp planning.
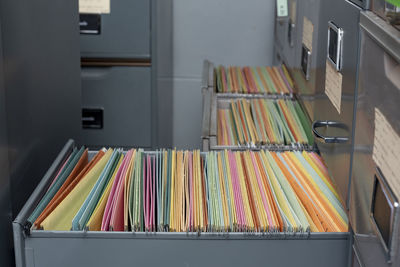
[80,0,172,149]
[350,11,400,267]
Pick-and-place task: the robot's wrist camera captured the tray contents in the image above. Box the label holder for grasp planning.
[327,21,343,71]
[370,167,399,263]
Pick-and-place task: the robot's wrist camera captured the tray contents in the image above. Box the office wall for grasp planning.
[172,0,275,149]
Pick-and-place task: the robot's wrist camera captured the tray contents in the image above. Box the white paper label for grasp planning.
[302,17,314,52]
[290,1,297,23]
[79,0,110,14]
[276,0,288,17]
[325,60,342,114]
[373,108,400,197]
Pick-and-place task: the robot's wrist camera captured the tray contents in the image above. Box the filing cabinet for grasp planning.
[349,11,400,267]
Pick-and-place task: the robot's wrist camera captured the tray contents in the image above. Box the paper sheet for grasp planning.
[276,0,288,17]
[325,60,342,114]
[373,108,400,197]
[302,17,314,52]
[79,0,110,14]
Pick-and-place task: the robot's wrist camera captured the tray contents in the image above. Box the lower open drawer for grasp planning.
[13,140,350,267]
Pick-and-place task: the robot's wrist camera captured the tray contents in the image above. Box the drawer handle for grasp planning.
[312,120,349,144]
[82,108,103,129]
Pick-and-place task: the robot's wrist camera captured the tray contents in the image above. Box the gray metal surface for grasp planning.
[281,0,324,127]
[312,0,362,208]
[349,0,370,9]
[0,0,82,264]
[19,232,349,267]
[275,17,289,66]
[0,18,13,267]
[276,0,299,72]
[154,0,173,148]
[81,67,152,148]
[0,0,82,248]
[352,244,364,267]
[202,60,215,90]
[80,0,150,59]
[202,60,210,89]
[201,88,212,139]
[13,140,351,267]
[273,43,284,66]
[349,11,400,267]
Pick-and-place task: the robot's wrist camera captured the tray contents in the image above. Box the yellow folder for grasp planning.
[86,154,124,231]
[41,149,113,231]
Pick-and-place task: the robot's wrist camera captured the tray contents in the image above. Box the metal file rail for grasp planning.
[13,140,350,267]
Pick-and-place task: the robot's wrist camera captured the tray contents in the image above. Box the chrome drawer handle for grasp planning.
[312,120,349,144]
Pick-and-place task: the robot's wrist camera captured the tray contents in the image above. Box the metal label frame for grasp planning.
[327,21,344,71]
[301,44,311,81]
[370,167,399,263]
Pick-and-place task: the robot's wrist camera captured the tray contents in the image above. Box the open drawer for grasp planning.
[13,140,350,267]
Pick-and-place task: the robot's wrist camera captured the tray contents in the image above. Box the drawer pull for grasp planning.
[312,120,349,144]
[82,108,103,129]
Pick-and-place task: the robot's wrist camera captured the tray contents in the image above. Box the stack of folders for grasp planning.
[28,147,347,233]
[218,99,313,146]
[216,65,294,94]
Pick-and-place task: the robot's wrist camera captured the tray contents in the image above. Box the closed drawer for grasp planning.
[275,17,289,55]
[80,0,150,59]
[81,66,151,148]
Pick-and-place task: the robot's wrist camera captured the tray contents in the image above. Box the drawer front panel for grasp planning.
[81,66,152,148]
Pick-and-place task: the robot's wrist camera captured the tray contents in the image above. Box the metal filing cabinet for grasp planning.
[311,0,363,207]
[80,0,173,149]
[349,11,400,267]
